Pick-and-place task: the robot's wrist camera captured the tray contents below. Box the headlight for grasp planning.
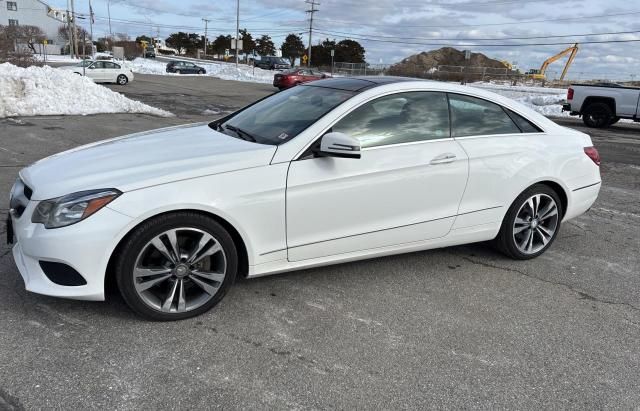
[32,189,121,229]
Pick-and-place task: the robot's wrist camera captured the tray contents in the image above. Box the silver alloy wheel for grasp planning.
[117,75,127,85]
[513,193,559,254]
[133,227,227,313]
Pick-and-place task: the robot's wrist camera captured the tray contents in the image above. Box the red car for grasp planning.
[273,68,330,90]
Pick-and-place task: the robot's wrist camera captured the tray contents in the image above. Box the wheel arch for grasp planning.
[518,179,568,220]
[580,96,616,115]
[104,208,250,295]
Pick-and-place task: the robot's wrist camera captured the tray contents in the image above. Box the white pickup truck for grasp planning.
[562,83,640,128]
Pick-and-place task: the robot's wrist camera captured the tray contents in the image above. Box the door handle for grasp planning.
[430,153,457,165]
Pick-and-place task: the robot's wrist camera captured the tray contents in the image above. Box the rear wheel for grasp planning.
[115,212,238,321]
[494,184,562,260]
[582,102,613,128]
[198,70,205,74]
[117,74,128,85]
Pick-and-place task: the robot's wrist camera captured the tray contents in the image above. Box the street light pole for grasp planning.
[202,18,210,58]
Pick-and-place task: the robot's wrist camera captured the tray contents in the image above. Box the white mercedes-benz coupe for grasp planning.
[7,77,601,320]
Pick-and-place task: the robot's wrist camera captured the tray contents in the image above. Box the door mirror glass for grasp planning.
[316,132,361,159]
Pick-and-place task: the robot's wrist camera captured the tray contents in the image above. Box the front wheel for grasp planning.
[494,184,562,259]
[115,212,238,320]
[198,70,205,74]
[117,74,128,85]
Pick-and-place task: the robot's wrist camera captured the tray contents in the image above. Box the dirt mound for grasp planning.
[388,47,507,77]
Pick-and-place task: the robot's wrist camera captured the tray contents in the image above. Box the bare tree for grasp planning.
[0,25,44,66]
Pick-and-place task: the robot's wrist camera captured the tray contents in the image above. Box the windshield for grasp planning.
[220,85,355,145]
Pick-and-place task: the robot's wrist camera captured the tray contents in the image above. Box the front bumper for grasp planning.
[9,203,133,301]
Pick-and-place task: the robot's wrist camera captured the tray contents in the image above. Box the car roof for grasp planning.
[304,76,422,92]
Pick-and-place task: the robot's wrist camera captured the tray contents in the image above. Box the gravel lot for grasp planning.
[1,74,638,409]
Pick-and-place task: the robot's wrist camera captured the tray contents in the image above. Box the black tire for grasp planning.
[582,102,613,128]
[198,70,205,74]
[115,212,238,321]
[494,184,563,260]
[176,69,181,74]
[117,74,128,85]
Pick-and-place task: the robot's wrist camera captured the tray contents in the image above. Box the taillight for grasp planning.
[584,146,600,166]
[567,87,574,100]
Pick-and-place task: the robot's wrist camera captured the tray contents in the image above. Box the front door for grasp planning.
[87,61,106,81]
[286,91,469,262]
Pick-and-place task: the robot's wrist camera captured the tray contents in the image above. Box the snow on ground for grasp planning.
[470,82,569,117]
[33,54,82,63]
[128,57,275,84]
[0,63,172,118]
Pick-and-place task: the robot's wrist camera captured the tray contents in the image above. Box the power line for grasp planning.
[314,10,640,28]
[305,0,320,66]
[315,28,640,42]
[90,15,306,32]
[313,30,640,47]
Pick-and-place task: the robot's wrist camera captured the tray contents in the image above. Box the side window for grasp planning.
[103,62,116,69]
[92,62,104,69]
[332,92,450,148]
[506,109,542,133]
[448,94,521,137]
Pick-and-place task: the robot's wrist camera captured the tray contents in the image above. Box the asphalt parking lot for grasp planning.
[1,75,639,409]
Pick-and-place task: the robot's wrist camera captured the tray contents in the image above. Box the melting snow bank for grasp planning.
[128,57,275,84]
[0,63,173,118]
[470,82,569,117]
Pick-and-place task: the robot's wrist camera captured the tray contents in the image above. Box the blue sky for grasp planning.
[48,0,639,79]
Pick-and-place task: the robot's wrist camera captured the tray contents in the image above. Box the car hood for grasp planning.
[21,123,277,200]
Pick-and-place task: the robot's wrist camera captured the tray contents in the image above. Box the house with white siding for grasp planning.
[0,0,67,46]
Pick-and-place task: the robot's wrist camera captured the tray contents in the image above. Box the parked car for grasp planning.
[255,56,290,70]
[166,61,206,74]
[273,68,329,90]
[563,83,640,128]
[7,77,601,320]
[144,48,156,58]
[60,60,134,85]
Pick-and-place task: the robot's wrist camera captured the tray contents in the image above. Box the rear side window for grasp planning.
[448,94,521,137]
[332,91,450,148]
[505,109,543,133]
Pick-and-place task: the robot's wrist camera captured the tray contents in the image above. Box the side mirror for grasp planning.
[316,132,361,159]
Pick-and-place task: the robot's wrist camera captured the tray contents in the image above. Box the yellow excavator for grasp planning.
[526,43,579,81]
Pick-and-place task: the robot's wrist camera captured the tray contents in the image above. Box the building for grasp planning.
[0,0,67,44]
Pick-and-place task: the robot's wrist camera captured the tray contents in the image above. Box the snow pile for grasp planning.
[128,58,275,84]
[470,82,568,117]
[0,63,172,118]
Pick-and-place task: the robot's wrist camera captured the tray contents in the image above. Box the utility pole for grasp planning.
[70,0,78,58]
[235,0,240,68]
[305,0,319,67]
[89,0,94,57]
[202,18,210,57]
[65,0,73,56]
[107,0,113,50]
